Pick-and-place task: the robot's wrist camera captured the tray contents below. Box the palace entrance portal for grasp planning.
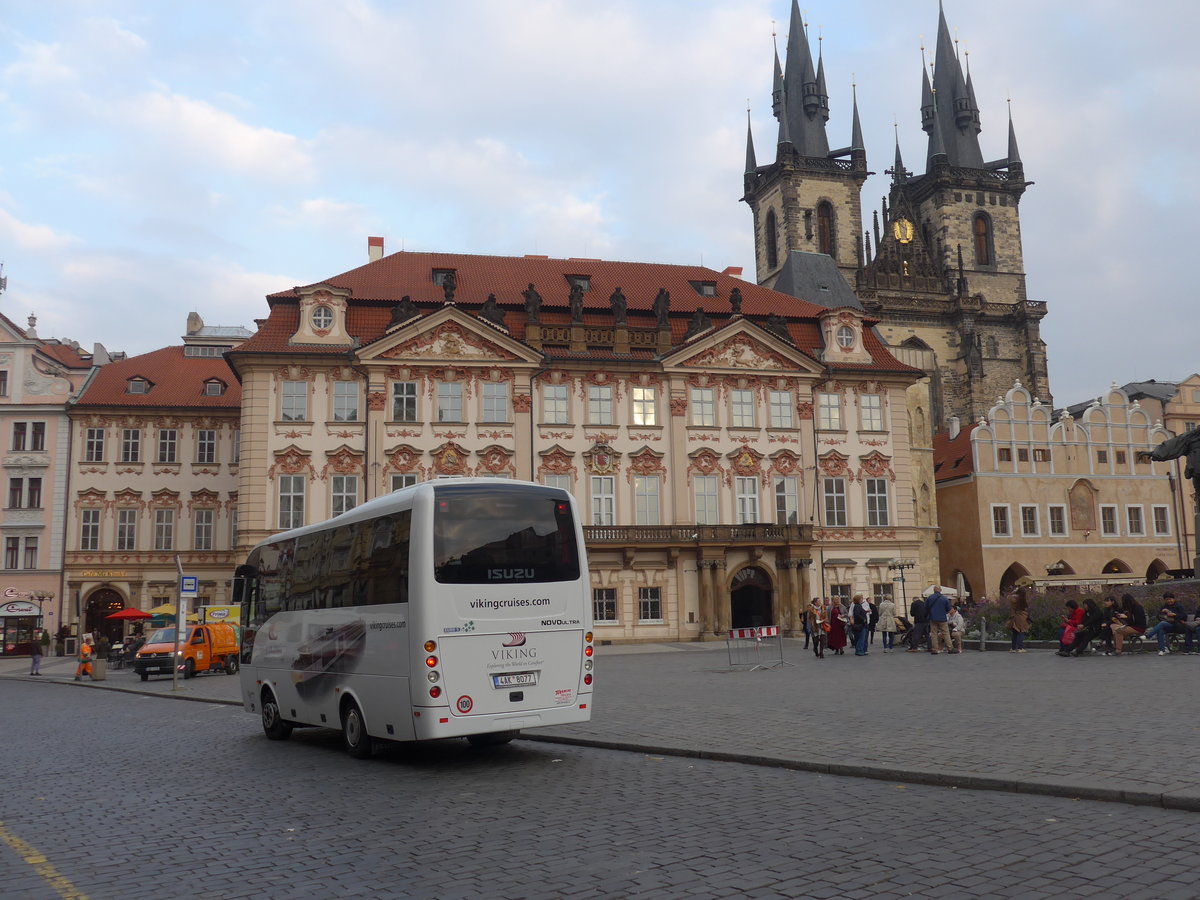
[730,566,773,629]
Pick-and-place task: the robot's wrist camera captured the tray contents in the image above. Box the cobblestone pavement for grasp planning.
[4,681,1200,900]
[6,638,1200,809]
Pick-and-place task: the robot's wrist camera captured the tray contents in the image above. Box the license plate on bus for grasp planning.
[492,671,537,688]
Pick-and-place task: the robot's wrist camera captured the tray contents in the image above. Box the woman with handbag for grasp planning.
[1005,592,1030,652]
[807,599,827,659]
[1057,599,1084,656]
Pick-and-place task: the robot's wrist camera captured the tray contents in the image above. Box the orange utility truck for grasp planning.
[133,623,240,681]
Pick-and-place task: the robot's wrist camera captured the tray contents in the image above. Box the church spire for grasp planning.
[1006,102,1022,165]
[923,1,983,169]
[779,0,830,159]
[850,84,865,153]
[745,108,758,174]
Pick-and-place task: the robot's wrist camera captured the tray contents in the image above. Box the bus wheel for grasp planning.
[467,730,518,747]
[261,691,293,741]
[341,701,373,759]
[183,658,195,679]
[224,656,239,675]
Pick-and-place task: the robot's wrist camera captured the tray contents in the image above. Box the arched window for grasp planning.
[817,202,835,257]
[765,209,779,270]
[973,213,992,266]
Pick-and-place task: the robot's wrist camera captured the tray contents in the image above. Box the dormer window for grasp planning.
[127,378,151,395]
[311,306,333,330]
[432,269,456,287]
[566,275,591,292]
[689,281,717,297]
[203,380,226,397]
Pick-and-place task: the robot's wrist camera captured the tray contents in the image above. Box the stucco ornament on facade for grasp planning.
[384,321,518,362]
[626,448,666,484]
[322,446,364,479]
[432,442,469,476]
[268,446,315,481]
[584,443,621,476]
[685,334,790,370]
[537,446,577,480]
[858,452,896,483]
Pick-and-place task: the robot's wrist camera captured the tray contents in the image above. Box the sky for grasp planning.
[0,0,1195,410]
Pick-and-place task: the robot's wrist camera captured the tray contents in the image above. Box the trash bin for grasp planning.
[90,658,107,681]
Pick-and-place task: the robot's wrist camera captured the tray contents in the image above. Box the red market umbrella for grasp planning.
[106,608,152,621]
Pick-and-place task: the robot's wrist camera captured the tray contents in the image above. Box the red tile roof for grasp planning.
[72,346,241,409]
[933,424,977,482]
[241,251,920,376]
[38,341,94,369]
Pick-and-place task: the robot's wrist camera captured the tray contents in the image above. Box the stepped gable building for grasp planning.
[743,0,1050,431]
[934,382,1176,601]
[226,244,925,641]
[0,310,104,653]
[64,315,248,645]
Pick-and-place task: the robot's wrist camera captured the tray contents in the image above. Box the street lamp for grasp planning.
[888,559,916,618]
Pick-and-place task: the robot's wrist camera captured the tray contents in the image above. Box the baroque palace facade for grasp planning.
[220,246,926,641]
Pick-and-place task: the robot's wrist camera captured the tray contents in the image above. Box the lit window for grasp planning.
[631,387,657,426]
[817,393,842,431]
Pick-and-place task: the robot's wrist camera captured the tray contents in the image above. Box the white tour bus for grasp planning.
[234,478,594,757]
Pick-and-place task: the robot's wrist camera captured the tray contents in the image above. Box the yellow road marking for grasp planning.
[0,821,88,900]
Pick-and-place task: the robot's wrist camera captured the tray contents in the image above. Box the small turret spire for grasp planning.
[850,82,865,152]
[1006,100,1022,165]
[745,107,758,174]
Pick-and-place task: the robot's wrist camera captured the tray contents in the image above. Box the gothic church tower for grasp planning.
[742,0,869,292]
[744,2,1052,430]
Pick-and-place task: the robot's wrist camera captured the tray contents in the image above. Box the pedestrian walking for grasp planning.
[1005,592,1030,652]
[29,635,42,675]
[868,598,879,646]
[907,595,929,652]
[827,601,848,656]
[878,594,897,652]
[74,636,94,681]
[803,601,813,650]
[926,586,952,654]
[851,594,871,656]
[807,600,827,659]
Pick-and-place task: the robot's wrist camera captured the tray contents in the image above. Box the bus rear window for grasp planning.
[434,487,580,584]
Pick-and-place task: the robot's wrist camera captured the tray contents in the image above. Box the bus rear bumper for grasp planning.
[411,699,592,740]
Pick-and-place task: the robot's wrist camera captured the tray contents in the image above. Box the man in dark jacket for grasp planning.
[926,586,952,654]
[907,596,928,652]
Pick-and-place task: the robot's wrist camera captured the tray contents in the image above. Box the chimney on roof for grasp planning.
[721,266,744,278]
[186,311,203,335]
[368,236,384,262]
[948,415,961,441]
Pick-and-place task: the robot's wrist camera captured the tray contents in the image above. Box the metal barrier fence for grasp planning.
[726,626,792,671]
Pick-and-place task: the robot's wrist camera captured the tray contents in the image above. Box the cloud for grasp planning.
[0,207,75,252]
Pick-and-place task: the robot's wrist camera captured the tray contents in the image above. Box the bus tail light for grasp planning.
[423,640,437,652]
[429,686,442,699]
[585,632,593,644]
[426,671,440,683]
[425,655,438,668]
[584,645,593,657]
[584,674,592,685]
[584,659,593,671]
